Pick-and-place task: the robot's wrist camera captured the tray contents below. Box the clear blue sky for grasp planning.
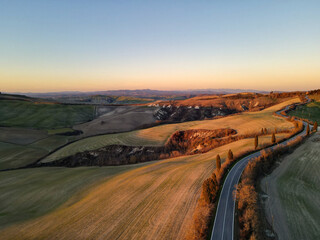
[1,0,319,92]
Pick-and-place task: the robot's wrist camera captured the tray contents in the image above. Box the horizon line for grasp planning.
[4,88,312,95]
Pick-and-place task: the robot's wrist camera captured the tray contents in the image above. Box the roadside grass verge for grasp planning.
[0,127,48,145]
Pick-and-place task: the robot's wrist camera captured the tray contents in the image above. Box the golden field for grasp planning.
[43,98,300,163]
[0,98,299,240]
[0,135,288,240]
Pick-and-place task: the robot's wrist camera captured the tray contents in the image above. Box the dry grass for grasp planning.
[309,94,320,102]
[0,165,143,229]
[156,94,291,111]
[0,134,289,240]
[137,98,299,142]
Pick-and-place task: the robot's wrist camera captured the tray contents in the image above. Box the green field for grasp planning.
[0,135,71,170]
[276,134,320,240]
[47,128,76,135]
[0,100,95,129]
[0,127,48,145]
[288,102,320,123]
[0,165,147,229]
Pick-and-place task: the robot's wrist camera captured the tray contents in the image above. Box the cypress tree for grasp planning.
[313,121,318,132]
[254,136,258,149]
[202,176,219,204]
[202,179,213,204]
[272,133,276,144]
[216,154,221,171]
[228,149,234,161]
[211,173,218,191]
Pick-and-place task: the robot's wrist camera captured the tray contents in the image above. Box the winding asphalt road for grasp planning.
[210,103,309,240]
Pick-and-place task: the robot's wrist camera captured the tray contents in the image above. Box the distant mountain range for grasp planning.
[8,89,269,98]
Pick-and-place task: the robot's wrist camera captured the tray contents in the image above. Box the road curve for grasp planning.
[210,103,309,240]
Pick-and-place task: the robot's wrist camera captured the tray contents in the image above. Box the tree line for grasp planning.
[186,119,307,240]
[186,149,235,240]
[235,135,304,239]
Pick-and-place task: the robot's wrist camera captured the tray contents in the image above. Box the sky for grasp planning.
[0,0,319,92]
